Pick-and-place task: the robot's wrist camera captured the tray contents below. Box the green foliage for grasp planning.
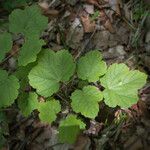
[132,0,149,21]
[18,93,61,123]
[77,50,107,82]
[0,32,12,62]
[0,4,148,145]
[58,115,85,144]
[100,63,147,108]
[1,0,34,11]
[15,63,36,91]
[18,92,38,116]
[9,5,48,37]
[71,86,103,118]
[90,10,100,21]
[131,1,149,48]
[38,99,61,123]
[28,50,76,97]
[18,37,45,66]
[0,69,19,108]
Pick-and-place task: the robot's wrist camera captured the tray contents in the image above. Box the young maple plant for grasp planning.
[0,5,147,144]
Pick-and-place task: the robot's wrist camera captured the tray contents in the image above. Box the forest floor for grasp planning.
[0,0,150,149]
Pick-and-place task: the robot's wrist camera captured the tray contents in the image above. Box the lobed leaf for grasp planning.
[28,50,76,97]
[71,86,103,118]
[9,5,48,37]
[0,69,20,108]
[100,63,147,108]
[18,37,45,66]
[38,99,61,123]
[77,50,107,82]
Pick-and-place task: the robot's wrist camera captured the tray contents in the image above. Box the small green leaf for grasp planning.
[18,92,39,117]
[0,32,12,62]
[9,5,48,37]
[18,37,45,66]
[38,99,61,123]
[71,86,103,118]
[0,69,20,108]
[77,50,107,82]
[100,63,147,108]
[58,115,85,144]
[28,50,76,97]
[90,10,100,21]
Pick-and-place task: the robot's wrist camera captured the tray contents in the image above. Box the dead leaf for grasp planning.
[80,14,95,33]
[9,44,19,56]
[99,10,115,33]
[38,2,49,10]
[83,4,94,14]
[84,120,103,135]
[39,2,59,17]
[86,0,100,7]
[86,0,108,9]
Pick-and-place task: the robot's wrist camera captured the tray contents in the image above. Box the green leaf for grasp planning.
[15,63,36,91]
[0,32,12,62]
[100,63,147,108]
[18,92,39,117]
[58,115,85,144]
[71,86,103,118]
[0,69,20,108]
[9,5,48,37]
[91,10,100,21]
[38,99,61,123]
[28,50,76,97]
[18,37,45,66]
[77,50,107,82]
[0,111,6,123]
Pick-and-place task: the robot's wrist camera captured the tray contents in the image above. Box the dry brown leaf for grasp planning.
[38,2,49,10]
[10,44,19,56]
[56,33,61,45]
[86,0,100,7]
[84,120,103,135]
[43,9,59,16]
[38,2,59,17]
[86,0,108,9]
[80,15,95,33]
[99,10,115,33]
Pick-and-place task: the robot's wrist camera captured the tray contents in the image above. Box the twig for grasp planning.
[0,47,19,66]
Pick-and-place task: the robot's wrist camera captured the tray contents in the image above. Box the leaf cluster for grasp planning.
[0,5,148,144]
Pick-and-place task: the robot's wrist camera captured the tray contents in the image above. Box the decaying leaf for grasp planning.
[80,14,95,33]
[99,10,115,33]
[39,2,59,17]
